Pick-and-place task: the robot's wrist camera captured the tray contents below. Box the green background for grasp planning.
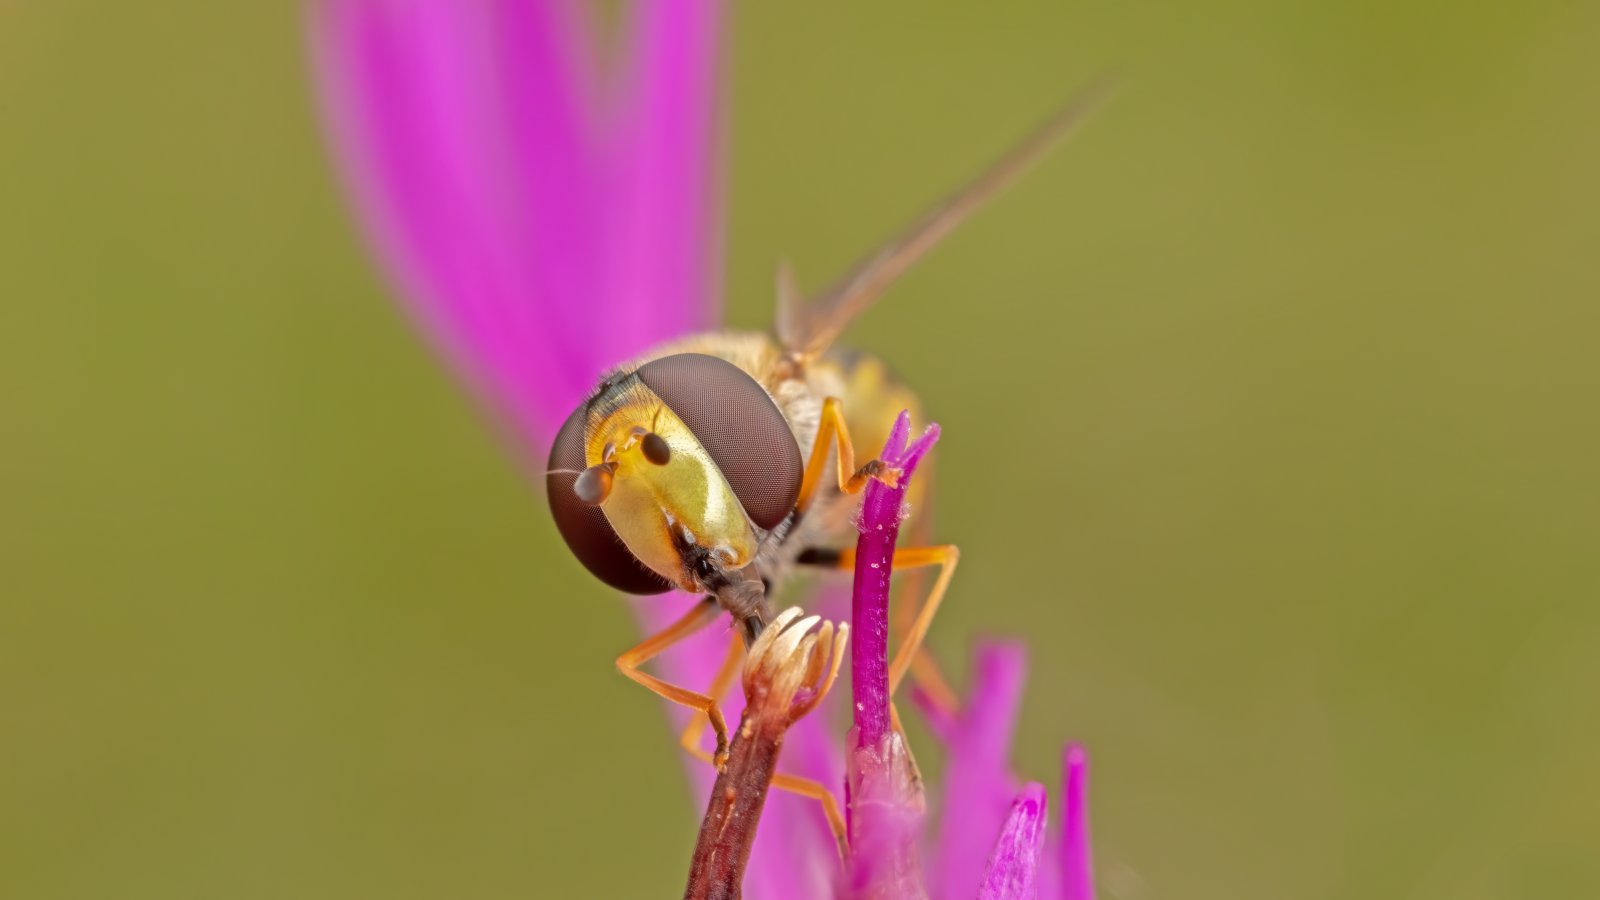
[4,2,1597,897]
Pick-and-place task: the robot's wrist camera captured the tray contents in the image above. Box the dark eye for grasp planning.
[547,406,674,594]
[635,353,803,530]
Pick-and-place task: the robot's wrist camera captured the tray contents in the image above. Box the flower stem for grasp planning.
[683,705,787,900]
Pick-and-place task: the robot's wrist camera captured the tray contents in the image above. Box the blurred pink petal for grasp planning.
[1059,744,1096,900]
[311,0,720,450]
[612,0,724,351]
[929,642,1028,900]
[978,782,1050,900]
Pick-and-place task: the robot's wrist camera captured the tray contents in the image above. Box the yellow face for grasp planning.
[547,350,804,597]
[585,395,758,591]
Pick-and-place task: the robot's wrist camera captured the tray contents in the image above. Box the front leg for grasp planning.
[794,396,903,516]
[615,597,732,770]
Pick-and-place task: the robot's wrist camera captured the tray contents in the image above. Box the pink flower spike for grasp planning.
[845,410,939,898]
[909,684,959,744]
[1060,744,1097,900]
[851,411,940,747]
[978,782,1051,900]
[930,642,1028,900]
[309,0,722,448]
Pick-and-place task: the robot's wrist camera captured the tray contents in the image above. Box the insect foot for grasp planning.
[859,459,903,490]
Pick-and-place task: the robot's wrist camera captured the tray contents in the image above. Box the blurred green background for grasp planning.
[4,2,1597,897]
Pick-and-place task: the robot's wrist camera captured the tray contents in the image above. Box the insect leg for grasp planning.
[616,598,733,770]
[878,544,961,696]
[770,772,848,858]
[892,506,963,714]
[794,397,901,516]
[677,630,744,757]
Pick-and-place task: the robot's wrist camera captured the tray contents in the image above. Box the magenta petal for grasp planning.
[1060,744,1096,900]
[315,2,568,444]
[929,642,1028,900]
[310,0,721,450]
[978,783,1050,900]
[909,684,959,745]
[611,0,725,349]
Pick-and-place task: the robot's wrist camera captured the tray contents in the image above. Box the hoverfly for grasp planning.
[546,82,1109,840]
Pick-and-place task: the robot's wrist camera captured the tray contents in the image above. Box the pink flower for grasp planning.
[310,3,1099,896]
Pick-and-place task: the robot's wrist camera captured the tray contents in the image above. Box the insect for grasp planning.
[546,82,1109,845]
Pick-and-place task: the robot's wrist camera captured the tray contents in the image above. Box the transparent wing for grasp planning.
[777,75,1117,358]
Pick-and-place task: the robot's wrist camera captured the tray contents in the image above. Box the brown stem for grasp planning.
[681,608,848,899]
[682,698,787,899]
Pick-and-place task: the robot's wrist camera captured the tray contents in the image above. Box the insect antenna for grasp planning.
[779,73,1118,358]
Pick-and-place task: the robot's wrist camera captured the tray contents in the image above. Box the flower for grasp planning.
[310,3,1100,897]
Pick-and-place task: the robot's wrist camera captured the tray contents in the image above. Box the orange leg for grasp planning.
[616,599,732,770]
[677,631,745,757]
[893,507,962,714]
[794,397,902,516]
[770,772,849,859]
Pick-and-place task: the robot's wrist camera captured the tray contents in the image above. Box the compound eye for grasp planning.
[546,406,674,595]
[635,353,803,530]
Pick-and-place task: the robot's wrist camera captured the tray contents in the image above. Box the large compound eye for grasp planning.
[635,353,803,530]
[547,406,674,595]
